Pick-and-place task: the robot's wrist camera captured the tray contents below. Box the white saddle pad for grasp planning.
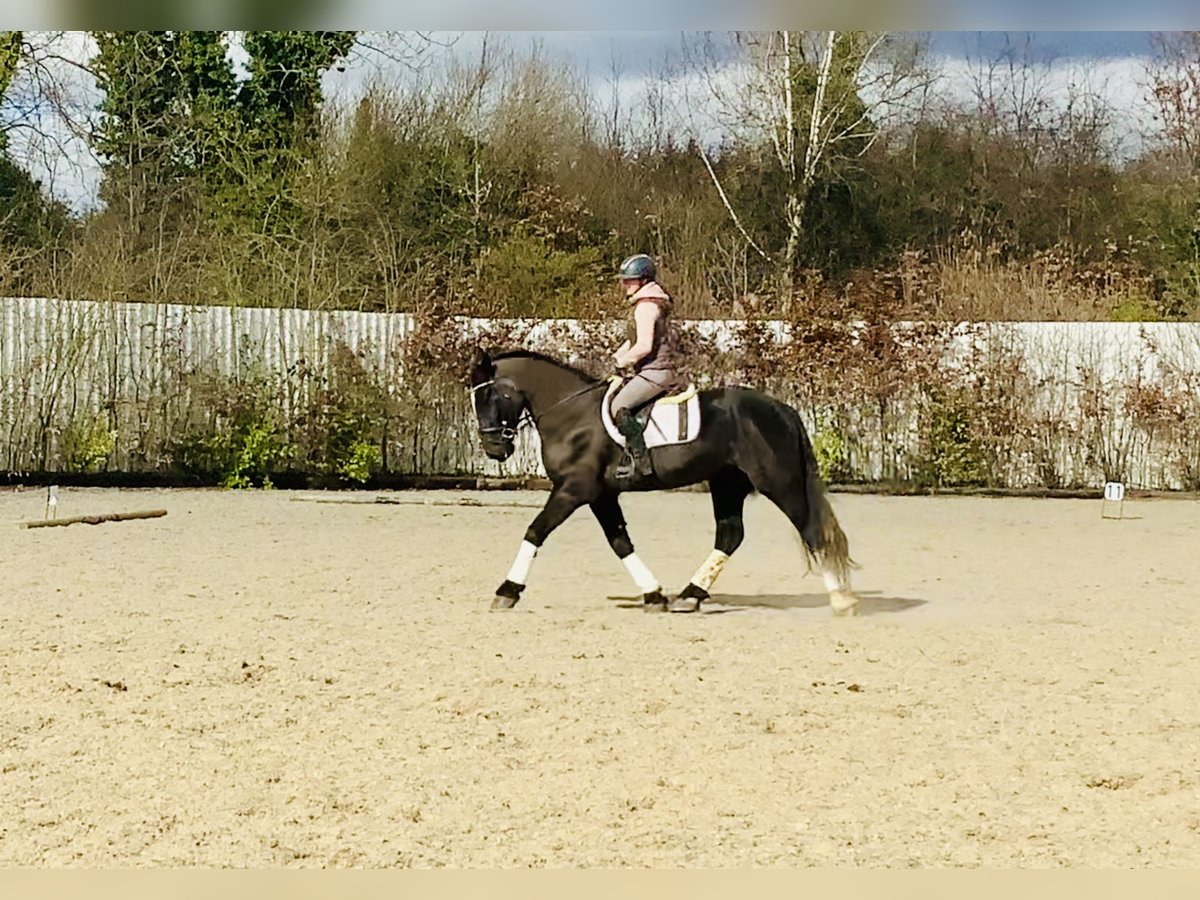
[601,378,702,449]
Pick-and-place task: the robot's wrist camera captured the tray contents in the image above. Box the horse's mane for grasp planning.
[491,349,600,383]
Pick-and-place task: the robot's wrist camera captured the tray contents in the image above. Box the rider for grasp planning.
[611,253,680,479]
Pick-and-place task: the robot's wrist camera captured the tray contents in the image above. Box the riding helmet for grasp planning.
[617,254,656,281]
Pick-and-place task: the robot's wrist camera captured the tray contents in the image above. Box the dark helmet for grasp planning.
[617,254,656,281]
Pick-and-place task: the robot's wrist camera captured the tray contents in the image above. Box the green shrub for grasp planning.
[1109,295,1161,322]
[61,418,117,473]
[169,370,290,488]
[811,410,852,483]
[337,438,383,484]
[916,390,989,488]
[292,341,391,484]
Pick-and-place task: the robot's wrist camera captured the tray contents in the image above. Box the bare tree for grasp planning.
[684,30,929,296]
[963,32,1056,149]
[1145,31,1200,174]
[1,31,102,207]
[959,34,1123,245]
[348,31,458,74]
[603,38,624,151]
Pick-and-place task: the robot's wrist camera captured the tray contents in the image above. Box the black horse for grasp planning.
[469,349,858,615]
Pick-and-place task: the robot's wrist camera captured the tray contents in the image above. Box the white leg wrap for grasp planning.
[506,540,538,585]
[821,555,858,615]
[690,550,730,593]
[621,553,661,594]
[822,567,844,593]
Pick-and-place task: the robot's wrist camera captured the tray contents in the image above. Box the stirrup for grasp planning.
[618,450,652,479]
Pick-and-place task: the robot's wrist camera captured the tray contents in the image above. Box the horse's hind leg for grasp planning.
[669,467,753,613]
[755,475,859,617]
[590,495,668,611]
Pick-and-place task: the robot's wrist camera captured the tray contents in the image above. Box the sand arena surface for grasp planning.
[1,485,1199,867]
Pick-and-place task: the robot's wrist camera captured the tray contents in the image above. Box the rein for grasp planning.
[471,375,612,440]
[529,379,609,424]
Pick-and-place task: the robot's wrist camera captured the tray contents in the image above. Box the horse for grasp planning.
[468,348,859,615]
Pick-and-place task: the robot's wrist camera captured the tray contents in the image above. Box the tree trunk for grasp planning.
[783,191,807,298]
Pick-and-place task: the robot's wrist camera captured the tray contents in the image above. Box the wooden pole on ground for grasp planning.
[21,509,168,529]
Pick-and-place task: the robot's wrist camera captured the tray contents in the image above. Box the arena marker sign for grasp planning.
[1101,481,1125,520]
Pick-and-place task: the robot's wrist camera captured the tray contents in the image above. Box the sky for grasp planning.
[2,30,1178,214]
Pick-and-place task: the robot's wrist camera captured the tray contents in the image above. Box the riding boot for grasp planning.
[615,409,654,478]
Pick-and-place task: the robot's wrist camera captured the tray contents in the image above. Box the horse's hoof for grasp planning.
[642,590,669,612]
[669,583,707,613]
[830,590,860,617]
[491,580,524,610]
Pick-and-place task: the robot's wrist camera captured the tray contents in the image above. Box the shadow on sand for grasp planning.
[608,590,926,616]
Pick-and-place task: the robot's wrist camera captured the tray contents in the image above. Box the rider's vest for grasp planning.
[625,281,677,374]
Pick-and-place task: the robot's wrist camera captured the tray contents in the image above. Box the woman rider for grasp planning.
[611,253,680,479]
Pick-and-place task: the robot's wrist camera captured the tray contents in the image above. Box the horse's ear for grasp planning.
[470,347,495,383]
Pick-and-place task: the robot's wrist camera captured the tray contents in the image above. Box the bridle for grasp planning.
[470,378,523,442]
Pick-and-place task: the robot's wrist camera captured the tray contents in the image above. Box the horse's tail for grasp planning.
[794,409,854,584]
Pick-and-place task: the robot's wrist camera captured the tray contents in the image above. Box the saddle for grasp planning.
[601,376,702,449]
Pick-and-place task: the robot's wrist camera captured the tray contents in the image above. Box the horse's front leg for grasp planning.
[492,480,594,610]
[590,494,668,611]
